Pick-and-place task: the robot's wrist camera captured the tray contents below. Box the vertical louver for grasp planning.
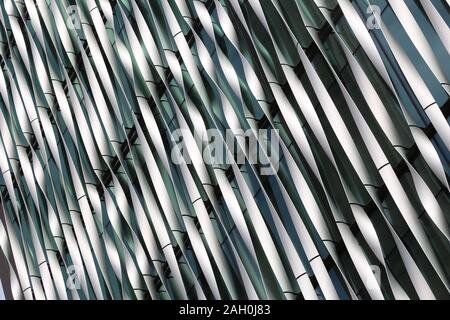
[0,0,448,300]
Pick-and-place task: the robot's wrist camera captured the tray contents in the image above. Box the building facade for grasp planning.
[0,0,449,300]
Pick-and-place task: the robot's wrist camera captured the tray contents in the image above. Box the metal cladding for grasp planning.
[0,0,448,300]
